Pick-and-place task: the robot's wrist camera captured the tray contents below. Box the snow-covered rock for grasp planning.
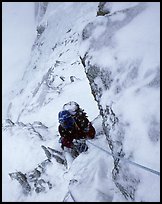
[80,2,160,201]
[2,2,160,202]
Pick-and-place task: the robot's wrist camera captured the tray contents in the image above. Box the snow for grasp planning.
[114,3,160,66]
[109,2,140,14]
[2,2,160,202]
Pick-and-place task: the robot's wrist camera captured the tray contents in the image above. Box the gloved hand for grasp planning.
[77,142,88,153]
[72,142,88,153]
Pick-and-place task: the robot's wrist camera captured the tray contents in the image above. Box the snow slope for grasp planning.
[2,2,160,202]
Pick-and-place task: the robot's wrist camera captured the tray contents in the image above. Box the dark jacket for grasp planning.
[58,115,95,148]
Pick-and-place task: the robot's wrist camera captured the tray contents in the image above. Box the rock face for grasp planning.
[9,145,67,195]
[80,2,160,201]
[9,159,52,195]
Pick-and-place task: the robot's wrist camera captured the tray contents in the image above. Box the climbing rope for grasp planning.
[87,140,160,177]
[68,187,76,202]
[63,185,76,202]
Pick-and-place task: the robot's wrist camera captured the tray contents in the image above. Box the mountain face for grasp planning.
[3,2,160,202]
[79,2,160,201]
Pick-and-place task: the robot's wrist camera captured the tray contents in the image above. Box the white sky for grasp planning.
[2,2,36,118]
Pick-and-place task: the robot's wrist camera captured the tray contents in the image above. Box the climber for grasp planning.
[58,101,95,154]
